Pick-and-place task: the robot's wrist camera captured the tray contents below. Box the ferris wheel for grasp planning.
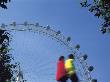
[0,21,97,82]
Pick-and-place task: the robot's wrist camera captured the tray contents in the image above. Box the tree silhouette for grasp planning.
[0,0,11,9]
[0,29,16,82]
[80,0,110,34]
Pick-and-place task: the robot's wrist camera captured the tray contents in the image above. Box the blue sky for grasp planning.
[0,0,110,82]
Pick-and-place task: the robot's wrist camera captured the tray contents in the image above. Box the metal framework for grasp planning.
[0,21,97,82]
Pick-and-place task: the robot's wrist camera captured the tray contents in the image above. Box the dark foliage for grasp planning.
[0,29,16,82]
[80,0,110,34]
[0,0,11,9]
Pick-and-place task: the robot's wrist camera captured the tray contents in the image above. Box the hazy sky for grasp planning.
[0,0,110,82]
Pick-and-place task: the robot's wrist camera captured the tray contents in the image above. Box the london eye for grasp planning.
[0,21,97,82]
